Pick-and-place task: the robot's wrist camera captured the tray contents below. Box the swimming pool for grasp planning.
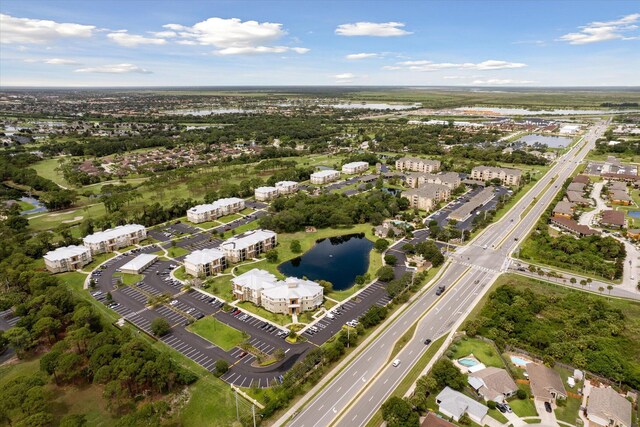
[511,356,529,366]
[458,358,479,367]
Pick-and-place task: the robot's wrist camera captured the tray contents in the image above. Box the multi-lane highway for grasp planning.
[285,120,608,427]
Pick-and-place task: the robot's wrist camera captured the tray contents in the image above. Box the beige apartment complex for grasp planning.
[44,245,92,273]
[220,229,277,263]
[186,197,245,223]
[405,172,461,189]
[402,184,451,211]
[184,248,227,277]
[82,224,147,254]
[395,157,441,173]
[471,166,521,186]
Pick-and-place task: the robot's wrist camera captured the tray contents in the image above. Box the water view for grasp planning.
[166,108,254,115]
[278,233,373,291]
[323,102,421,110]
[516,133,573,148]
[455,106,640,115]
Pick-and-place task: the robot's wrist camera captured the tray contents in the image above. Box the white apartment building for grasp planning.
[402,184,451,211]
[255,186,279,201]
[471,166,522,186]
[186,197,245,224]
[44,245,92,273]
[341,161,369,174]
[405,172,461,189]
[275,180,298,195]
[310,169,340,185]
[220,229,277,263]
[233,269,323,315]
[184,248,226,277]
[395,157,441,173]
[83,224,147,255]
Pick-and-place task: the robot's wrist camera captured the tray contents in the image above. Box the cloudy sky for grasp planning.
[0,0,638,87]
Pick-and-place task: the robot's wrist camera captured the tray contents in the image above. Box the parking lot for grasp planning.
[585,160,638,176]
[172,233,222,253]
[428,185,510,231]
[148,222,200,242]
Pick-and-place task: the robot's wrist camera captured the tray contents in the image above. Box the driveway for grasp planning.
[534,399,559,426]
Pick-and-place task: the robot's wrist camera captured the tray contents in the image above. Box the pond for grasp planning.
[323,102,421,110]
[516,133,573,148]
[629,211,640,219]
[278,233,373,291]
[454,106,640,115]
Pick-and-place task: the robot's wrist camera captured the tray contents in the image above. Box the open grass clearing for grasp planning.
[236,301,292,326]
[449,337,504,368]
[166,246,190,258]
[113,272,144,286]
[187,316,247,351]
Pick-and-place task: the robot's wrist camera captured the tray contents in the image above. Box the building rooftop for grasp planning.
[311,169,340,178]
[184,248,225,266]
[526,363,566,401]
[275,180,298,187]
[551,217,598,236]
[188,197,244,215]
[120,253,158,272]
[342,161,368,168]
[262,277,323,300]
[232,268,278,291]
[436,386,488,421]
[472,165,522,177]
[44,245,89,262]
[397,157,441,165]
[403,183,450,199]
[468,367,517,402]
[83,224,145,244]
[221,229,276,252]
[449,187,495,220]
[553,201,575,215]
[601,210,625,227]
[255,186,278,193]
[587,387,632,427]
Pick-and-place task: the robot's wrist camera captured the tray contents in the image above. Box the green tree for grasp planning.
[381,396,419,427]
[290,240,302,254]
[266,249,279,263]
[430,359,466,390]
[151,317,171,337]
[4,327,32,358]
[384,254,398,265]
[374,238,390,252]
[377,266,395,282]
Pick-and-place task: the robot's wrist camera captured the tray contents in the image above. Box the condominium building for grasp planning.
[220,229,277,263]
[341,161,369,174]
[470,166,522,186]
[310,169,340,185]
[405,172,461,189]
[184,248,227,277]
[395,157,441,173]
[232,268,323,314]
[254,186,279,201]
[275,180,298,195]
[82,224,147,254]
[44,245,92,273]
[186,197,245,224]
[402,184,451,211]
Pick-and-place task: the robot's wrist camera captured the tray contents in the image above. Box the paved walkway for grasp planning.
[578,181,606,226]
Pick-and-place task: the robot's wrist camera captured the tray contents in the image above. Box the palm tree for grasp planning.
[607,284,613,300]
[598,286,605,296]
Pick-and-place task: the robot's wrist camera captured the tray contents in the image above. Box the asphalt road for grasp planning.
[288,120,608,427]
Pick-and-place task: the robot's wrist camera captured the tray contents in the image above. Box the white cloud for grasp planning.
[345,52,380,60]
[472,79,535,85]
[107,31,167,47]
[335,22,411,37]
[442,75,467,80]
[559,13,640,44]
[0,13,95,44]
[151,30,178,38]
[334,73,355,83]
[386,59,527,71]
[162,17,307,55]
[45,58,81,65]
[75,63,152,74]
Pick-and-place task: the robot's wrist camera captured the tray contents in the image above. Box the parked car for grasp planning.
[544,401,552,413]
[496,403,507,413]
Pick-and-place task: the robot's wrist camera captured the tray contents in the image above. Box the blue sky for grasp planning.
[1,0,638,87]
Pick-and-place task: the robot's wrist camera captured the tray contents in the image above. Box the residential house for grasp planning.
[526,363,567,403]
[421,412,456,427]
[468,367,518,403]
[405,172,461,189]
[395,157,441,173]
[566,190,591,206]
[255,186,279,201]
[586,387,632,427]
[609,181,628,192]
[601,210,625,228]
[83,224,147,254]
[567,182,586,193]
[275,180,298,195]
[341,161,369,174]
[220,229,277,263]
[435,386,488,423]
[374,221,403,238]
[402,184,451,211]
[232,269,278,306]
[470,166,522,186]
[610,190,632,205]
[43,245,92,273]
[310,169,340,185]
[552,201,576,219]
[186,197,245,223]
[550,217,598,237]
[184,248,226,277]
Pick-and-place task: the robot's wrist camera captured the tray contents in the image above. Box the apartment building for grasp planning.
[405,172,461,189]
[341,161,369,174]
[184,248,227,277]
[275,180,298,195]
[395,157,441,173]
[186,197,245,223]
[83,224,147,254]
[255,186,279,201]
[44,245,92,273]
[310,169,340,185]
[471,166,522,186]
[402,184,451,211]
[220,229,277,263]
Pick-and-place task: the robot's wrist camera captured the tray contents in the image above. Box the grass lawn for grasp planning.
[174,266,189,281]
[18,199,35,211]
[218,213,243,224]
[450,337,504,368]
[237,301,292,326]
[48,383,117,427]
[31,157,71,188]
[554,396,582,425]
[240,207,255,215]
[524,419,542,424]
[0,357,43,389]
[82,252,115,271]
[28,203,107,232]
[166,246,190,258]
[59,271,121,324]
[509,384,538,417]
[488,408,509,423]
[187,317,247,351]
[220,220,260,239]
[113,272,144,286]
[203,274,234,301]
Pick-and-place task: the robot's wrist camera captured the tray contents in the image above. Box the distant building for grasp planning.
[275,180,298,195]
[586,387,632,427]
[402,184,451,211]
[255,186,279,201]
[435,386,488,423]
[310,169,340,185]
[627,229,640,240]
[601,210,625,228]
[471,166,521,186]
[526,363,567,403]
[83,224,147,254]
[44,245,92,273]
[550,217,598,237]
[405,172,461,189]
[341,161,369,174]
[468,367,518,403]
[395,157,441,173]
[221,229,277,263]
[184,248,226,277]
[187,197,245,223]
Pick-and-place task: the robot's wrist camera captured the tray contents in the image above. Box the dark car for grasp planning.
[424,338,432,345]
[435,286,446,296]
[544,401,552,413]
[496,403,507,413]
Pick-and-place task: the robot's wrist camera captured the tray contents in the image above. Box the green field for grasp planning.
[166,246,190,258]
[236,300,292,326]
[450,337,504,368]
[113,272,144,286]
[31,157,70,188]
[187,317,247,351]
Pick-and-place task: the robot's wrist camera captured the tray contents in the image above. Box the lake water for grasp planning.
[516,134,573,148]
[629,211,640,219]
[455,106,640,115]
[278,233,373,291]
[323,102,420,110]
[19,196,48,215]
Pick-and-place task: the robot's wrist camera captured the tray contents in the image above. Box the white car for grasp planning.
[169,300,178,306]
[392,359,401,367]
